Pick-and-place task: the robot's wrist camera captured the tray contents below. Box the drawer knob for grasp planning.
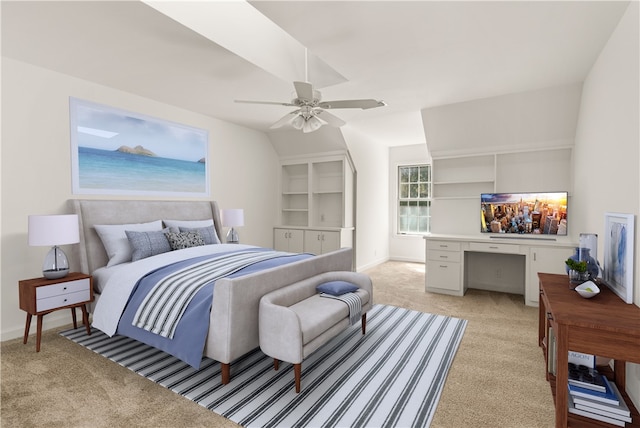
[439,265,448,268]
[439,255,448,259]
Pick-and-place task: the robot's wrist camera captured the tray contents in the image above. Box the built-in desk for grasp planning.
[424,234,576,306]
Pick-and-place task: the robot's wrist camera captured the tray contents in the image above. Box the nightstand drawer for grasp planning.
[36,289,91,312]
[36,278,90,299]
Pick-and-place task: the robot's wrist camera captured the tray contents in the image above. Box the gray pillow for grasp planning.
[179,226,221,245]
[125,228,172,262]
[164,231,205,250]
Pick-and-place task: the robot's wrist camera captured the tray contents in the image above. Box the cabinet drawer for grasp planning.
[469,242,519,254]
[427,240,461,252]
[426,261,461,291]
[36,278,90,299]
[428,250,461,263]
[36,289,91,312]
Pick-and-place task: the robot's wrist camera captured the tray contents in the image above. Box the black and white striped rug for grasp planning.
[61,304,467,428]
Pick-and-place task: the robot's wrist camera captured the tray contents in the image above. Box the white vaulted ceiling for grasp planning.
[1,1,631,147]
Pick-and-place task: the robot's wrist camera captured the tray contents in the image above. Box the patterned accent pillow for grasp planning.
[125,228,172,262]
[164,231,205,250]
[178,226,221,245]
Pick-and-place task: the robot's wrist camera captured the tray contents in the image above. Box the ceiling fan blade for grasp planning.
[235,100,296,107]
[318,99,386,110]
[270,110,301,129]
[315,110,346,127]
[293,81,314,101]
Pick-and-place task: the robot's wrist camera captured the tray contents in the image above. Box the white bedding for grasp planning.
[91,244,259,336]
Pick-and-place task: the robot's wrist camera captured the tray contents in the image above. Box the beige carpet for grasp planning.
[1,261,554,427]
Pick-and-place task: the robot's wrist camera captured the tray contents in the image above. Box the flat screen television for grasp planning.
[480,191,568,236]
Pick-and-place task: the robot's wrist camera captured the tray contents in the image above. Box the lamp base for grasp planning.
[42,245,70,279]
[226,227,239,244]
[43,268,70,280]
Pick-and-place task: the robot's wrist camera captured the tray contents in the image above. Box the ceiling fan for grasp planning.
[235,80,386,133]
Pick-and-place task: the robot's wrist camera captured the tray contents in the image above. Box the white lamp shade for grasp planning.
[28,214,80,246]
[221,209,244,227]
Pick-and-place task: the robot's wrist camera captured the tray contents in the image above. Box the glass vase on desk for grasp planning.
[568,269,589,288]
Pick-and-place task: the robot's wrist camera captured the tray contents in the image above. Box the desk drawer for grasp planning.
[427,240,461,252]
[469,242,519,254]
[426,260,461,291]
[428,250,461,263]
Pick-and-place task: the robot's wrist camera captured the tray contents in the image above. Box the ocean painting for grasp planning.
[70,98,209,196]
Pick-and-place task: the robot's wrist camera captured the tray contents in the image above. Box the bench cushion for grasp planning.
[289,289,369,345]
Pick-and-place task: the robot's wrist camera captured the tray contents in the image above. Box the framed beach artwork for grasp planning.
[603,212,635,304]
[70,98,209,196]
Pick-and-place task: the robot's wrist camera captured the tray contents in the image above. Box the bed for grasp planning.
[69,199,354,384]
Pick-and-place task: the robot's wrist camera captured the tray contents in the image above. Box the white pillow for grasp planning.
[163,219,214,231]
[95,220,163,267]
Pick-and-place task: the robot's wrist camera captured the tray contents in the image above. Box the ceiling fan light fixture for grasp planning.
[291,114,305,130]
[302,115,326,133]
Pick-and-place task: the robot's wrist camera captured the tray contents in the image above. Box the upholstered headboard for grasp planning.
[69,199,223,274]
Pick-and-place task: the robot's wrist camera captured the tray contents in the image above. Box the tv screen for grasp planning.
[480,191,568,235]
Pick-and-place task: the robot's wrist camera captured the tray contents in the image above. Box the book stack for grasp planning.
[567,367,632,427]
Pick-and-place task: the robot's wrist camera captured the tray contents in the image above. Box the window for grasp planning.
[398,165,431,234]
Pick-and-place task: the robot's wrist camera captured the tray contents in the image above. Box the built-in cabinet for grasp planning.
[424,235,576,306]
[527,246,575,304]
[275,154,355,255]
[430,147,573,237]
[273,228,304,253]
[432,147,572,199]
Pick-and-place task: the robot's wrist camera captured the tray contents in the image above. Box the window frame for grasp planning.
[397,163,432,235]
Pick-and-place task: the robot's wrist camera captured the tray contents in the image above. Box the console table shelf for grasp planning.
[538,273,640,427]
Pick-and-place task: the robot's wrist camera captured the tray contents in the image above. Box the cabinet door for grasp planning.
[528,247,574,304]
[288,229,304,253]
[304,230,323,255]
[319,231,341,253]
[274,228,290,251]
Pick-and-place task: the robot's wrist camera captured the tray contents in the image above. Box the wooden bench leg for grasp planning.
[361,313,367,335]
[294,363,302,393]
[221,363,231,385]
[274,359,279,371]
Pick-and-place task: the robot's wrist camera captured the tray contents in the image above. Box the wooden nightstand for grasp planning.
[19,272,94,351]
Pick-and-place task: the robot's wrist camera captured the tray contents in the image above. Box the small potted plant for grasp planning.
[565,258,589,288]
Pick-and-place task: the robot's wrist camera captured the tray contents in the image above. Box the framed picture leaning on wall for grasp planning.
[603,212,635,304]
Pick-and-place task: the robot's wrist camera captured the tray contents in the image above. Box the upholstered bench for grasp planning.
[259,271,373,393]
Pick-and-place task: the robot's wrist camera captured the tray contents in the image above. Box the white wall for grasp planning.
[573,1,639,407]
[341,126,390,271]
[388,144,431,262]
[0,58,280,340]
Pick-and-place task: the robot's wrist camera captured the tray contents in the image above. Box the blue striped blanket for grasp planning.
[133,250,293,339]
[320,292,362,325]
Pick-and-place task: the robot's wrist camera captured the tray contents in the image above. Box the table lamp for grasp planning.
[221,209,244,244]
[28,214,80,279]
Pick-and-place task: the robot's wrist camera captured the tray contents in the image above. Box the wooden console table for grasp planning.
[538,273,640,427]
